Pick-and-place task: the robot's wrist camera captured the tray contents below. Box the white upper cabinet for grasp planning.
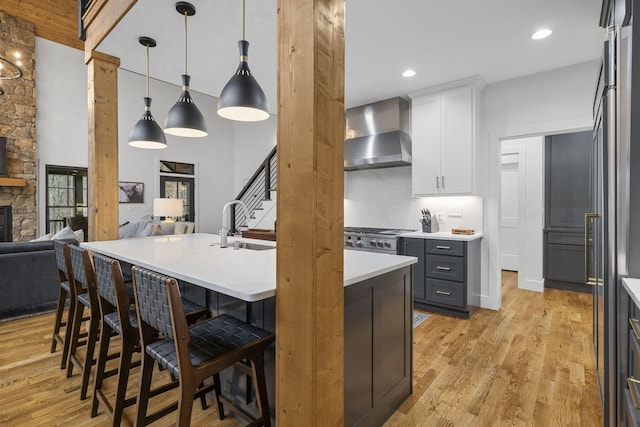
[409,77,484,196]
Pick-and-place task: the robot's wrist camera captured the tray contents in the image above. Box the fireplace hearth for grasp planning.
[0,206,12,242]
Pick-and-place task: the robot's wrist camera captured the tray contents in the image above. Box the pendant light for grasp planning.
[128,37,167,149]
[164,2,208,137]
[217,0,269,122]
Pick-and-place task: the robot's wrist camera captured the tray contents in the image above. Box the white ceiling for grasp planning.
[98,0,604,111]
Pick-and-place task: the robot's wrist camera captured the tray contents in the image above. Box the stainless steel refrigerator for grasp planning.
[589,0,636,423]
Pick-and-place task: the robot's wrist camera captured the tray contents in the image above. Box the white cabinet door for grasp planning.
[411,95,441,195]
[441,86,473,194]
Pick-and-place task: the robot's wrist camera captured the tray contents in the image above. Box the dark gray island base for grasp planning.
[182,265,413,426]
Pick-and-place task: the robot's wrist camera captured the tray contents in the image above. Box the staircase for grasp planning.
[231,146,277,232]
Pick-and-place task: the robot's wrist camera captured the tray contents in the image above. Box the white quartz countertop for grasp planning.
[623,278,640,309]
[399,231,483,241]
[82,233,416,302]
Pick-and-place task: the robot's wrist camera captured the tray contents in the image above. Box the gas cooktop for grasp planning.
[344,227,416,236]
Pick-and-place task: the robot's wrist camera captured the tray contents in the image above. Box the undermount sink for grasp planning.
[213,242,275,251]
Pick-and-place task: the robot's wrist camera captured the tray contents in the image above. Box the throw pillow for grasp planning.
[73,229,84,243]
[30,232,53,242]
[52,226,77,241]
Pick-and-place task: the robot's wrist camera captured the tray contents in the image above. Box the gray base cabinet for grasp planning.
[401,237,481,318]
[185,266,413,427]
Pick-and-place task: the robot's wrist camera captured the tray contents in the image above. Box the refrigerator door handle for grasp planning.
[584,212,599,285]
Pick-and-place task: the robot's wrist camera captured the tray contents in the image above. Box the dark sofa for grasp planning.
[0,239,77,321]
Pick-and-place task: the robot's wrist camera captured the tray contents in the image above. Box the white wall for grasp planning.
[344,166,483,232]
[116,70,235,233]
[480,59,598,309]
[232,117,277,195]
[35,38,88,235]
[35,37,238,236]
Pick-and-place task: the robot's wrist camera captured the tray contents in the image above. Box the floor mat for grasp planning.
[413,311,431,329]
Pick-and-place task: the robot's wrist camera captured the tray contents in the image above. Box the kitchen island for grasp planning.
[82,233,417,427]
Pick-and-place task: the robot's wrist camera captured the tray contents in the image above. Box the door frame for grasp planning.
[484,118,592,310]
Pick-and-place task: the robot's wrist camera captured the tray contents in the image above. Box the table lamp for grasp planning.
[153,198,183,222]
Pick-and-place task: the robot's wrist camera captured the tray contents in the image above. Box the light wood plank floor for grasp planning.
[0,271,601,426]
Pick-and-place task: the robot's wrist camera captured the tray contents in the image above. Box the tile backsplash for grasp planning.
[344,166,483,232]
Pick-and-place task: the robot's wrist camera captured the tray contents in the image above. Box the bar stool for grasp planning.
[91,254,209,425]
[91,253,140,425]
[66,244,102,400]
[131,266,274,427]
[51,240,74,368]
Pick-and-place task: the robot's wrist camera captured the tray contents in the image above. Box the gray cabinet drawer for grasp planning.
[426,255,464,282]
[426,279,465,308]
[426,240,464,257]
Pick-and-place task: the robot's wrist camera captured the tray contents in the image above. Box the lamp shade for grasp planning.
[153,198,183,218]
[164,74,207,137]
[217,40,269,122]
[129,97,168,149]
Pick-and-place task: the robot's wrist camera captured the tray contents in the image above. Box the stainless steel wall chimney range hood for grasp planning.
[344,97,411,171]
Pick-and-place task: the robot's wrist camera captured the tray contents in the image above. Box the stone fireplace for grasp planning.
[0,12,37,242]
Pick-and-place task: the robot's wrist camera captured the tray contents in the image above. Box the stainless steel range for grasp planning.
[344,227,415,254]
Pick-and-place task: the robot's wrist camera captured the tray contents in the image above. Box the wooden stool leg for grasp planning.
[112,341,134,425]
[136,352,155,427]
[177,375,197,427]
[91,323,113,417]
[212,373,226,420]
[66,303,85,378]
[50,286,68,353]
[80,314,100,400]
[60,296,77,369]
[251,354,271,427]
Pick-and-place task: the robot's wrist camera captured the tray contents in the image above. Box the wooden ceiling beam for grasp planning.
[82,0,137,60]
[0,0,82,50]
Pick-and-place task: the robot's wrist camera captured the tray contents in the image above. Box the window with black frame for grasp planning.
[160,160,196,222]
[45,165,88,234]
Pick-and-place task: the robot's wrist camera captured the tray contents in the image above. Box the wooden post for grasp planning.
[86,50,120,241]
[276,0,345,425]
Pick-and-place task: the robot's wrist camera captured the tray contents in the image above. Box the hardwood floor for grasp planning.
[386,271,602,426]
[0,271,601,426]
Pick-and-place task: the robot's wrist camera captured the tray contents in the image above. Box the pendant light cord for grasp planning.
[184,10,188,75]
[145,44,150,98]
[242,0,246,40]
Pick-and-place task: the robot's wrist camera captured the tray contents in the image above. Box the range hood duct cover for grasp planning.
[344,97,411,171]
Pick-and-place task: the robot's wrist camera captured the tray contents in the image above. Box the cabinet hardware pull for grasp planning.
[630,318,640,342]
[442,176,445,189]
[629,377,640,410]
[436,266,451,271]
[436,245,451,250]
[436,290,451,296]
[436,176,439,189]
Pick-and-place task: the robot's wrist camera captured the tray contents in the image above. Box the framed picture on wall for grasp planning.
[118,181,144,203]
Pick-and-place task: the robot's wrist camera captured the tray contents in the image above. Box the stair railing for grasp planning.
[231,146,277,232]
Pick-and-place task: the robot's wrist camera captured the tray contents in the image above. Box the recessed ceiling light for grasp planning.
[532,29,552,40]
[402,69,416,78]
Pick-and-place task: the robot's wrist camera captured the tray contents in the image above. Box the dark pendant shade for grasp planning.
[164,74,208,137]
[129,97,167,149]
[217,40,269,122]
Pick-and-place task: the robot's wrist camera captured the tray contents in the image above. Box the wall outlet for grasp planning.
[435,213,444,223]
[448,207,462,217]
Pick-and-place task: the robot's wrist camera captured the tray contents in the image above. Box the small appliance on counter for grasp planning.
[419,209,439,233]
